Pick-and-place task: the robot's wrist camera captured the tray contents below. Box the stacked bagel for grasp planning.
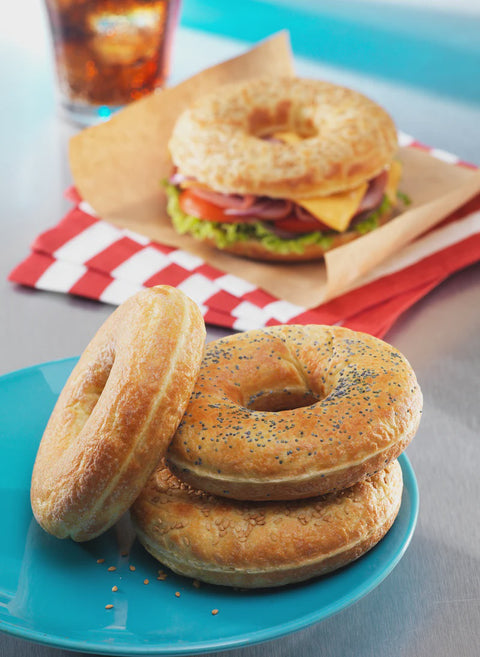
[31,287,422,588]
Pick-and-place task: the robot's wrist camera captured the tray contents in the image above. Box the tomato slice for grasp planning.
[179,190,243,223]
[275,217,330,233]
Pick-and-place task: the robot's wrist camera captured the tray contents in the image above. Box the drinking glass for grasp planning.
[44,0,181,125]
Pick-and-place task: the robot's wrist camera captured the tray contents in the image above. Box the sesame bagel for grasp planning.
[169,76,398,199]
[131,459,403,588]
[166,325,422,501]
[31,286,206,541]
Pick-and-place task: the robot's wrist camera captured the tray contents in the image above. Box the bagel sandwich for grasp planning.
[165,77,408,262]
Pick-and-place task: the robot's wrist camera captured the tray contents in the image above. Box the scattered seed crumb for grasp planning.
[107,566,117,572]
[157,572,167,580]
[96,558,105,564]
[192,580,200,588]
[111,586,118,592]
[105,604,114,610]
[175,591,181,598]
[144,579,149,585]
[129,565,136,572]
[211,609,219,616]
[121,551,129,557]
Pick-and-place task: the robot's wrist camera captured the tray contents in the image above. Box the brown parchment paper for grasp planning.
[69,32,480,309]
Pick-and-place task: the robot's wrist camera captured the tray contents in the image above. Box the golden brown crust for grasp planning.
[166,325,422,500]
[30,286,206,541]
[131,460,403,588]
[169,77,398,199]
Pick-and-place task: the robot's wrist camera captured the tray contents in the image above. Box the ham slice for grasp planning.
[225,199,293,219]
[186,187,256,210]
[357,170,388,213]
[186,185,293,220]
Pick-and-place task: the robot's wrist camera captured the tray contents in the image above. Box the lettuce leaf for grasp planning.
[164,183,390,256]
[354,195,393,234]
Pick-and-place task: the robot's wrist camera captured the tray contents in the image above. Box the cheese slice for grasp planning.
[295,184,368,232]
[294,163,402,233]
[271,133,402,232]
[385,159,403,204]
[271,131,304,144]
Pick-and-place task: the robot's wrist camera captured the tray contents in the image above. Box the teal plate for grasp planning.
[0,358,419,655]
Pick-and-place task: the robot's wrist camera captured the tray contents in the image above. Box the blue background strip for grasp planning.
[180,0,480,105]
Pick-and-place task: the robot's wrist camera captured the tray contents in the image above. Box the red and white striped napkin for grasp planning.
[8,136,480,339]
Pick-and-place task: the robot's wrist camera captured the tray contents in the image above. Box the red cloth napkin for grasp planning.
[9,139,480,339]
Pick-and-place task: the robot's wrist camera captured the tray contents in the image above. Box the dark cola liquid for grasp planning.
[45,0,180,107]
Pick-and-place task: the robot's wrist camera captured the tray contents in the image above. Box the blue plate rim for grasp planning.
[0,358,419,655]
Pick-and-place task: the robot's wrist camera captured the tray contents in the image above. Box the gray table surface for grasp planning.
[1,6,480,657]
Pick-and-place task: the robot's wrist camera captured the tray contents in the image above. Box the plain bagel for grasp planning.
[30,286,206,541]
[131,459,403,588]
[166,325,422,501]
[169,76,398,199]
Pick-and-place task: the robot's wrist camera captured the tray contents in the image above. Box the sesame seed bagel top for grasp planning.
[168,77,398,199]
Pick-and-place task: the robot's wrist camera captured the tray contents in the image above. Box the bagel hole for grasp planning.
[78,349,116,419]
[247,99,318,141]
[258,126,318,142]
[246,389,320,412]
